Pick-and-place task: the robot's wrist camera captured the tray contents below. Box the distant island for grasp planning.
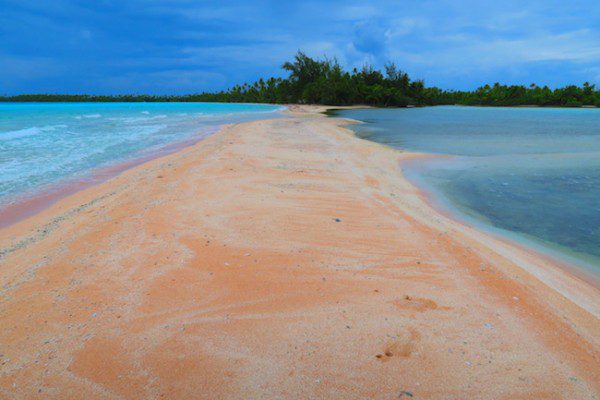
[2,52,598,107]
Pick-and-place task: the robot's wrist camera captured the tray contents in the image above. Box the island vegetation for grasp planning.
[2,52,598,107]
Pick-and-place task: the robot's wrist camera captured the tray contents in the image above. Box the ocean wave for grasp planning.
[74,114,102,120]
[1,125,67,140]
[1,103,282,206]
[107,114,168,123]
[121,124,168,138]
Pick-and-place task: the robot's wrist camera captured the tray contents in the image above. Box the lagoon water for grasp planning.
[0,102,282,207]
[336,106,600,273]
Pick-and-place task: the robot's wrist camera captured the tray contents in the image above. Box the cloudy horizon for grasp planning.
[1,0,599,94]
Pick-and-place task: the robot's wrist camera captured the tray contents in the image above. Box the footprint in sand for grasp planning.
[391,295,447,312]
[375,328,421,362]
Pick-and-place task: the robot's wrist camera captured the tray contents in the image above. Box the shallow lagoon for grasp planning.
[336,106,600,273]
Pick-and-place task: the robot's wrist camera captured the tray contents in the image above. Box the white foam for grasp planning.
[112,114,168,123]
[1,127,43,139]
[1,125,67,140]
[74,114,102,119]
[0,103,282,204]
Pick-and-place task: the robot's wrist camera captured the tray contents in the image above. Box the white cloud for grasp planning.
[102,69,227,94]
[336,5,381,21]
[506,30,600,62]
[386,29,600,70]
[386,17,430,39]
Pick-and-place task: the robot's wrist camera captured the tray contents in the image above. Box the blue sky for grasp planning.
[1,0,599,94]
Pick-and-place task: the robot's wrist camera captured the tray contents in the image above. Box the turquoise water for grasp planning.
[336,106,600,272]
[0,102,282,206]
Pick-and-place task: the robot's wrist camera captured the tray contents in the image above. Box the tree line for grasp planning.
[2,52,598,107]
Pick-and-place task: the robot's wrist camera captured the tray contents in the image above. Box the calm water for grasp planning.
[0,102,282,206]
[336,106,600,272]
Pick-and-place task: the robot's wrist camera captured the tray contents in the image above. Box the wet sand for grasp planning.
[0,105,598,399]
[0,127,217,229]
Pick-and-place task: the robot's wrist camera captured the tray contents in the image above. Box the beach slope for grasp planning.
[0,106,598,399]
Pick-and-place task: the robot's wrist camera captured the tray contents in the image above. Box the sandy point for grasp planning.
[0,105,598,399]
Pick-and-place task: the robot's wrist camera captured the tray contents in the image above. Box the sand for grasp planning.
[0,105,598,399]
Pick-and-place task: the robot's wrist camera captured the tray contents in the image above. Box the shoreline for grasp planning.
[402,156,600,304]
[0,102,286,229]
[326,108,600,290]
[0,129,215,229]
[5,104,596,289]
[328,113,600,313]
[1,105,598,398]
[398,155,600,290]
